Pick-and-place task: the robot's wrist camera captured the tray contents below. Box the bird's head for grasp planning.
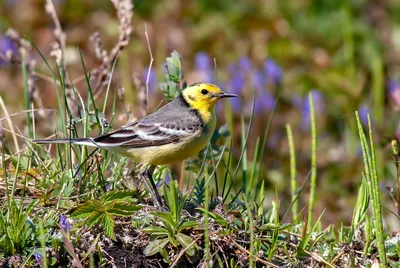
[182,83,237,114]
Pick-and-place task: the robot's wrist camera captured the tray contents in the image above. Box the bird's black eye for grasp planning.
[201,89,209,95]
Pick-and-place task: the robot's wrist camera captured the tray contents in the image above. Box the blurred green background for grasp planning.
[1,0,400,227]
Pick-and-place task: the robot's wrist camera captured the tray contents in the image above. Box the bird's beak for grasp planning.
[216,92,238,99]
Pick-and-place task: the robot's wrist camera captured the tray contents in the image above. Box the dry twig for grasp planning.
[92,0,133,99]
[45,0,67,72]
[144,24,153,113]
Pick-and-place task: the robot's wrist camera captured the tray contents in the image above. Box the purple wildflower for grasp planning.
[358,104,370,126]
[105,183,112,192]
[388,79,400,108]
[230,97,242,112]
[60,214,72,231]
[239,56,252,73]
[227,63,238,75]
[194,52,213,83]
[230,74,245,95]
[264,58,282,86]
[34,251,43,267]
[229,75,245,111]
[0,35,17,65]
[388,79,399,93]
[253,90,275,115]
[195,52,211,71]
[252,70,265,91]
[143,67,157,93]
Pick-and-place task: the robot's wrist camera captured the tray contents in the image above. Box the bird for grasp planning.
[33,82,237,208]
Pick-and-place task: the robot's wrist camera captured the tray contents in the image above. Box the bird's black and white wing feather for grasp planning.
[33,95,204,148]
[93,95,204,148]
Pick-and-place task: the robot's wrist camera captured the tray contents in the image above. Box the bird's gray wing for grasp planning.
[93,103,203,148]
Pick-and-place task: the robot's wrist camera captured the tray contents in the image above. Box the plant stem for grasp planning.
[308,92,317,227]
[355,112,387,267]
[286,124,298,220]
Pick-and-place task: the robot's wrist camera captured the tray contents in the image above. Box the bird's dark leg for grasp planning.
[141,166,163,209]
[146,166,163,208]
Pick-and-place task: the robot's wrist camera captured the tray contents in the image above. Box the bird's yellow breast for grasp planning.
[121,113,216,166]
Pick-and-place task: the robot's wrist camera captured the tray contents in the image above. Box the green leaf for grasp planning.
[197,208,229,228]
[101,190,135,202]
[177,221,199,233]
[142,226,169,237]
[163,181,179,221]
[159,247,170,263]
[176,233,197,257]
[351,176,369,228]
[107,202,141,216]
[152,211,178,231]
[102,214,116,240]
[164,50,182,83]
[143,238,170,256]
[159,81,180,102]
[159,50,183,101]
[71,202,97,219]
[193,177,206,206]
[85,211,104,228]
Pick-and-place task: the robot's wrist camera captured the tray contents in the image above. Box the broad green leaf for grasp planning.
[142,226,169,238]
[143,238,169,256]
[163,181,179,222]
[152,212,178,231]
[176,233,197,257]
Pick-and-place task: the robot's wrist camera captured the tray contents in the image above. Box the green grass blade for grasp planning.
[286,124,298,220]
[307,92,317,228]
[355,111,387,267]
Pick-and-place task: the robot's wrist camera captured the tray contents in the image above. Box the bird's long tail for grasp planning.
[33,138,96,147]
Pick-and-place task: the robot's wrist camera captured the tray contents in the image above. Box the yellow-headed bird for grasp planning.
[34,83,237,207]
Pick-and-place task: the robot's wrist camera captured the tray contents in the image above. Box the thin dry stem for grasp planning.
[45,0,67,72]
[144,23,153,113]
[92,0,133,99]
